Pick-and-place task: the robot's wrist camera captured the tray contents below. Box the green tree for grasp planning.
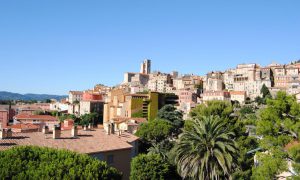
[239,106,254,116]
[157,105,184,137]
[255,96,264,105]
[256,91,300,149]
[190,100,233,120]
[188,100,243,137]
[135,119,173,144]
[44,99,52,103]
[130,154,170,180]
[80,112,98,126]
[260,84,271,99]
[288,144,300,176]
[251,148,288,180]
[0,146,122,179]
[33,110,45,115]
[175,116,238,180]
[232,136,259,180]
[147,140,174,161]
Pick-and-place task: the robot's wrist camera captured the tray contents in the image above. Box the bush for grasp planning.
[0,146,122,180]
[130,154,170,180]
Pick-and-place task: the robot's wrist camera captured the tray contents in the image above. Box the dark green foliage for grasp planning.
[232,136,259,180]
[255,84,272,105]
[130,154,170,180]
[190,100,233,119]
[131,110,144,118]
[157,105,184,137]
[254,96,265,105]
[33,110,46,115]
[260,84,271,99]
[176,116,238,179]
[147,140,174,161]
[51,110,60,117]
[251,148,288,179]
[73,100,80,104]
[257,91,300,149]
[0,146,122,179]
[135,119,173,144]
[288,144,300,175]
[239,106,254,116]
[80,113,98,126]
[189,100,243,137]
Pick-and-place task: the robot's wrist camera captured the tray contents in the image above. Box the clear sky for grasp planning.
[0,0,299,95]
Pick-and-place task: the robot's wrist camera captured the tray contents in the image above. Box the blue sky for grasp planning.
[0,0,299,95]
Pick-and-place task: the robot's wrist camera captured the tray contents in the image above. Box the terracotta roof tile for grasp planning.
[0,129,139,153]
[14,114,58,121]
[230,91,246,95]
[10,124,39,130]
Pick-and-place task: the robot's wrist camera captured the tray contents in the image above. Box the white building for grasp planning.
[69,91,83,103]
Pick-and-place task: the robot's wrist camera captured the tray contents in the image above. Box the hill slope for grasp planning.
[0,91,67,101]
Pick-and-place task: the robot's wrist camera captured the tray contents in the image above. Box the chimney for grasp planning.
[83,125,88,131]
[53,125,61,139]
[71,126,78,138]
[88,123,93,130]
[111,123,115,134]
[6,128,12,138]
[42,126,49,134]
[107,123,111,135]
[0,129,6,139]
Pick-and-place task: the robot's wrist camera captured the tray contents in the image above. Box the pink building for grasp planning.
[177,90,197,104]
[0,106,16,128]
[0,110,8,128]
[202,91,231,102]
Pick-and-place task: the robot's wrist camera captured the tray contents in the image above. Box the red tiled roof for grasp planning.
[69,91,83,95]
[14,114,58,121]
[230,91,246,95]
[0,129,139,153]
[10,124,39,130]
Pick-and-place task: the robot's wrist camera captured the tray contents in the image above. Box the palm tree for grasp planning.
[175,116,238,180]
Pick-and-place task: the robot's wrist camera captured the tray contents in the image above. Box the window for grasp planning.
[107,155,114,164]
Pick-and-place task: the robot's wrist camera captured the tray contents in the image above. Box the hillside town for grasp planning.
[1,59,300,179]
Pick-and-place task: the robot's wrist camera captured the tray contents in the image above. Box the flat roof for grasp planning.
[0,129,139,154]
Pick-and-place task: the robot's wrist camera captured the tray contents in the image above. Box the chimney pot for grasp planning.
[42,126,49,134]
[107,124,111,135]
[71,126,78,138]
[6,128,12,138]
[111,123,115,134]
[0,129,7,139]
[83,125,88,131]
[53,125,61,139]
[88,123,93,130]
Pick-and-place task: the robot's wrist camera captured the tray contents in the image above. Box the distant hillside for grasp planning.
[0,91,67,101]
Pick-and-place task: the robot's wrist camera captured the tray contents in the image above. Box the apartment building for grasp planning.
[147,72,172,93]
[123,72,149,86]
[230,91,247,104]
[174,75,202,90]
[202,91,231,102]
[69,91,83,103]
[204,71,224,91]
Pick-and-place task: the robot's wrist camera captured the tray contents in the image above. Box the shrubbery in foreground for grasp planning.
[0,146,122,180]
